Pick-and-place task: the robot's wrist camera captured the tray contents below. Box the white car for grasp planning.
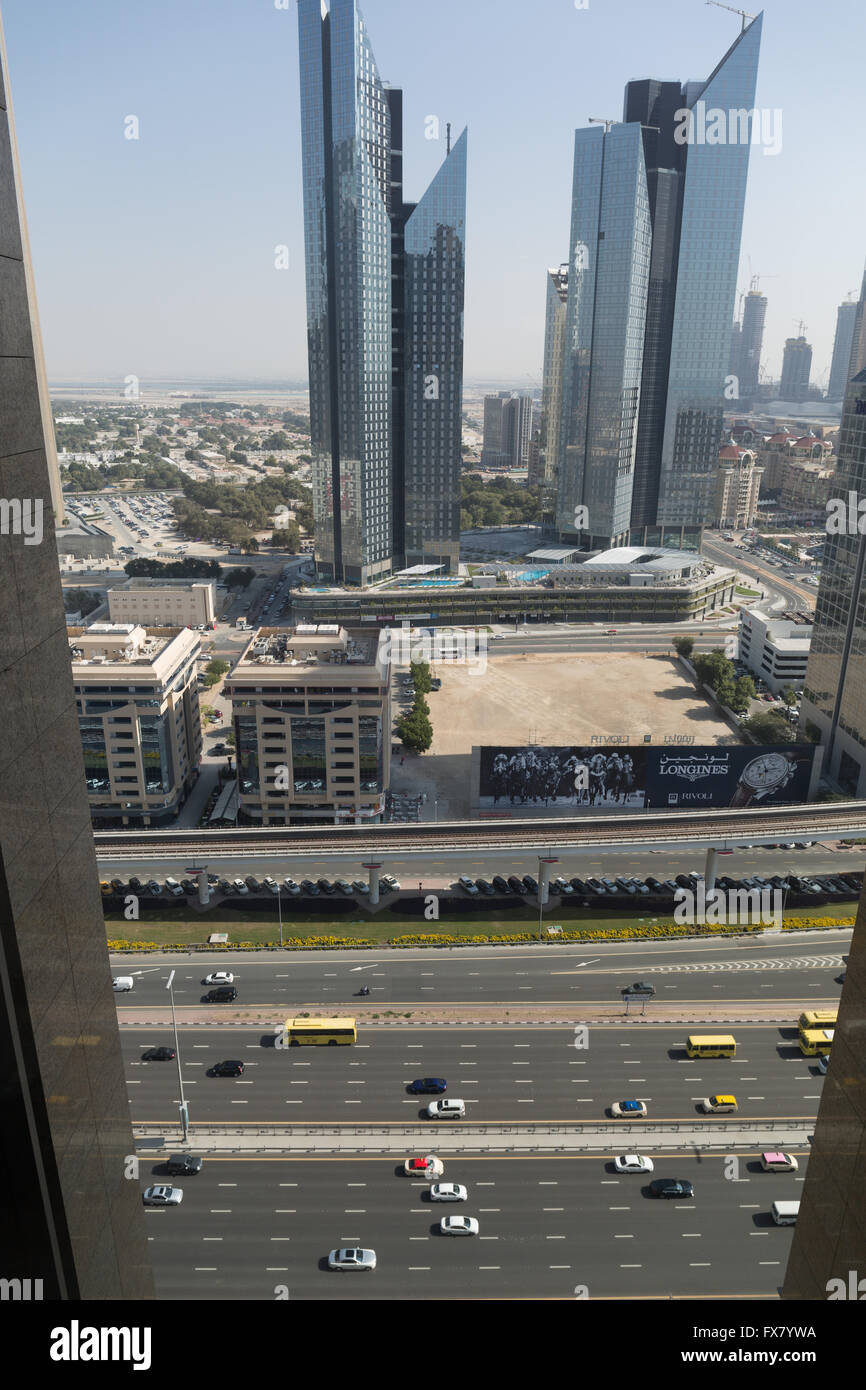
[164,877,184,897]
[440,1216,478,1237]
[204,971,235,985]
[404,1155,444,1178]
[429,1183,467,1202]
[426,1099,466,1120]
[262,877,280,895]
[382,874,401,891]
[613,1154,654,1174]
[760,1151,799,1172]
[458,875,479,896]
[112,976,134,992]
[232,879,249,895]
[282,878,301,896]
[327,1247,376,1271]
[610,1100,648,1119]
[143,1185,183,1206]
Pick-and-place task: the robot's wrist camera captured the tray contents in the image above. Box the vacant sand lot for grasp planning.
[389,653,738,818]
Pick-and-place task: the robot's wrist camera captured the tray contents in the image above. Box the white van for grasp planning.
[112,976,134,992]
[771,1200,800,1226]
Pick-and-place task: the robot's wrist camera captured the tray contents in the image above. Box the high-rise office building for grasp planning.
[534,265,569,492]
[0,8,152,1298]
[738,287,767,399]
[826,298,858,402]
[481,391,533,470]
[297,0,466,582]
[779,335,813,402]
[556,14,762,547]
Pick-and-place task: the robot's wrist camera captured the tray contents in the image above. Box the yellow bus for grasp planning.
[799,1027,834,1057]
[686,1034,737,1058]
[798,1009,837,1037]
[282,1016,356,1046]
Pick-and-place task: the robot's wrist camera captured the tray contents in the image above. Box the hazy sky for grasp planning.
[3,0,864,388]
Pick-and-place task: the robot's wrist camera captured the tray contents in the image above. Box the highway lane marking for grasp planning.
[194,1267,218,1271]
[275,1209,296,1213]
[408,1266,430,1270]
[689,1263,711,1268]
[613,1234,634,1239]
[210,1209,232,1213]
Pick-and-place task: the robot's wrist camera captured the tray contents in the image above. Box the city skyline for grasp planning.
[2,0,864,386]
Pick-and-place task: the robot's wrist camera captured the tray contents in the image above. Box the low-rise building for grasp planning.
[107,579,216,627]
[70,624,202,825]
[224,624,391,825]
[738,607,812,694]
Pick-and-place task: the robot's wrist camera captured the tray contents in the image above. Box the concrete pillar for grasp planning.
[365,862,381,906]
[538,857,558,906]
[197,866,210,906]
[704,846,718,893]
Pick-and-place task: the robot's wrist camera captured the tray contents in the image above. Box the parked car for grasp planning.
[245,876,262,892]
[232,879,249,895]
[317,878,336,895]
[217,878,232,893]
[600,877,619,894]
[586,877,607,895]
[475,878,495,896]
[616,877,638,895]
[644,877,665,894]
[352,879,370,895]
[507,875,528,895]
[552,876,574,896]
[491,876,510,894]
[522,874,539,894]
[164,877,184,897]
[381,874,401,891]
[300,879,319,895]
[334,878,354,896]
[146,880,162,896]
[110,878,126,892]
[458,875,479,896]
[263,876,280,895]
[570,877,589,895]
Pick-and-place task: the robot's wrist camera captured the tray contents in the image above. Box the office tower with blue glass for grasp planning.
[556,13,762,550]
[297,0,466,582]
[827,298,858,402]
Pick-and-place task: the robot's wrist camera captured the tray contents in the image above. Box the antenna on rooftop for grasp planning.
[446,122,451,155]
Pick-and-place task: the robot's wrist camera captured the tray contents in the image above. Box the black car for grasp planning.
[507,875,528,896]
[522,874,539,894]
[110,878,126,892]
[205,987,238,1003]
[475,878,495,896]
[649,1179,694,1199]
[142,1046,176,1062]
[164,1154,203,1176]
[570,877,589,895]
[245,876,262,892]
[180,879,196,894]
[210,1060,244,1076]
[623,981,655,997]
[840,874,862,891]
[674,874,693,890]
[377,879,391,896]
[128,876,143,891]
[317,878,336,895]
[491,876,510,894]
[644,877,665,894]
[300,879,320,896]
[407,1077,447,1094]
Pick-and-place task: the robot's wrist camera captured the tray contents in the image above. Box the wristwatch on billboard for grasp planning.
[728,751,796,808]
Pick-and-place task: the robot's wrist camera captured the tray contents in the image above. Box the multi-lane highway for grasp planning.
[122,933,844,1298]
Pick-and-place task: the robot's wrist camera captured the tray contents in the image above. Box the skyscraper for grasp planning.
[739,287,767,399]
[0,7,152,1299]
[826,298,858,402]
[535,265,569,491]
[480,392,533,471]
[297,0,466,582]
[556,14,763,548]
[780,335,813,402]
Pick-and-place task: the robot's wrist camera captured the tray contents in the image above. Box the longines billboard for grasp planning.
[476,744,816,816]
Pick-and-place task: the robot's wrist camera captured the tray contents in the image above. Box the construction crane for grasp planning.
[795,320,808,339]
[705,0,756,31]
[588,117,617,132]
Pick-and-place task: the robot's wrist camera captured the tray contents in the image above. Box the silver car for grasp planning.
[328,1247,376,1271]
[143,1185,183,1206]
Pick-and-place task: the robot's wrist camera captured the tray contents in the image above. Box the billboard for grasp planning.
[477,744,816,816]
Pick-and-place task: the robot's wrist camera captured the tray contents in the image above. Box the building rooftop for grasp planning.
[69,623,198,671]
[231,625,385,675]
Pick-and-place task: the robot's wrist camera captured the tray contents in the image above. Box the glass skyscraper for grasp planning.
[827,299,858,402]
[297,0,466,582]
[556,14,762,547]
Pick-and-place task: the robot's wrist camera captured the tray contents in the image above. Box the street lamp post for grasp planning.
[166,969,189,1143]
[537,856,559,941]
[277,884,283,948]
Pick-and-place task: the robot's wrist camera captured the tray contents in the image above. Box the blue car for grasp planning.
[408,1078,447,1095]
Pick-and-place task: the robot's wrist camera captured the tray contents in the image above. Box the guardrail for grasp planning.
[133,1120,813,1139]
